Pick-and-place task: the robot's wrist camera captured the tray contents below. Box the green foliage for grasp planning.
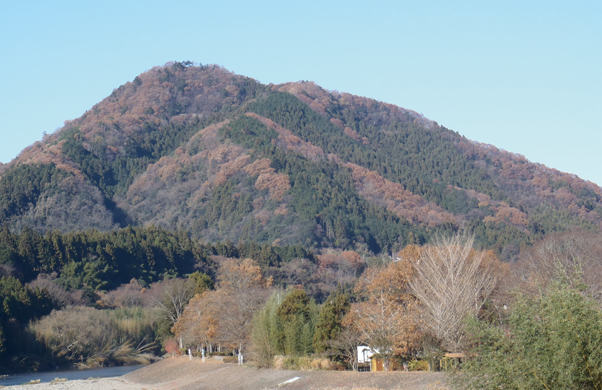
[469,220,531,261]
[455,283,602,389]
[276,289,319,356]
[0,224,318,298]
[0,225,209,288]
[49,65,267,218]
[3,67,596,261]
[277,289,311,324]
[187,271,214,295]
[212,241,316,268]
[249,92,506,209]
[408,359,430,371]
[313,290,350,353]
[193,178,255,235]
[0,276,56,372]
[222,115,430,253]
[528,204,599,237]
[0,164,66,222]
[61,118,219,202]
[0,276,54,325]
[251,291,282,367]
[251,288,322,363]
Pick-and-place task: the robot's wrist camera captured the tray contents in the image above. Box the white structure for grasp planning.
[357,346,379,363]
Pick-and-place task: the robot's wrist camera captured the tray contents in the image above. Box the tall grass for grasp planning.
[29,306,160,368]
[273,355,333,370]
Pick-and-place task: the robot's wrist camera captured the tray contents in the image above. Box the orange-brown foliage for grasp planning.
[173,258,271,350]
[344,162,455,227]
[317,250,365,273]
[457,139,602,224]
[396,244,422,263]
[353,260,422,357]
[254,172,290,201]
[245,113,325,161]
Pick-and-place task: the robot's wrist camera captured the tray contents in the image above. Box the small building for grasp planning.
[357,346,384,372]
[370,356,384,371]
[357,346,375,364]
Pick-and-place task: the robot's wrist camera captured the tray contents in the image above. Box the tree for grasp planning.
[187,271,213,295]
[512,230,602,303]
[313,289,350,353]
[277,288,318,356]
[409,233,498,352]
[354,259,422,370]
[154,278,195,343]
[173,258,271,354]
[251,291,282,367]
[326,310,363,371]
[455,282,602,390]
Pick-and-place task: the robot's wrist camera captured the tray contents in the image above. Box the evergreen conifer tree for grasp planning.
[313,290,350,353]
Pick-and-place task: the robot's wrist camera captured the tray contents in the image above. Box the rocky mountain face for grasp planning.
[2,62,601,260]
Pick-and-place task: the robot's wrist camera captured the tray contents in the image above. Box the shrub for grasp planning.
[273,355,285,370]
[454,282,602,389]
[320,358,332,370]
[272,355,333,370]
[163,338,180,356]
[283,356,299,370]
[408,360,429,371]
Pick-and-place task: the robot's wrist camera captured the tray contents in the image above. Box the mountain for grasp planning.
[1,61,601,261]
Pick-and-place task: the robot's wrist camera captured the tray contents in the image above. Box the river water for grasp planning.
[0,365,144,386]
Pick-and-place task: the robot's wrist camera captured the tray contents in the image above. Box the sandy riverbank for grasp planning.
[5,356,449,390]
[4,377,145,390]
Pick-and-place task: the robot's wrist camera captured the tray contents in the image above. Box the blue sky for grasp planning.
[1,1,600,184]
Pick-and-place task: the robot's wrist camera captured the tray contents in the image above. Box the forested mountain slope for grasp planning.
[2,62,600,260]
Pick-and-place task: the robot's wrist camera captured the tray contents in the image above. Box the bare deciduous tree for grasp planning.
[512,231,602,303]
[410,233,497,352]
[153,278,194,327]
[326,312,363,371]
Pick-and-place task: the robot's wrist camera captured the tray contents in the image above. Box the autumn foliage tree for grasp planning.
[353,258,422,370]
[173,258,272,354]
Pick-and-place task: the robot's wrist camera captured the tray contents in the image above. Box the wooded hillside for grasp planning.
[1,61,602,376]
[2,61,601,258]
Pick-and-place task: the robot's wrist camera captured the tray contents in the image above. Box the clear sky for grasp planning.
[1,1,600,184]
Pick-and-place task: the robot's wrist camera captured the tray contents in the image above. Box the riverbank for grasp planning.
[8,377,145,390]
[6,356,449,389]
[0,365,144,388]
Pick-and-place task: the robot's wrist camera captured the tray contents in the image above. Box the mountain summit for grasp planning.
[2,62,600,260]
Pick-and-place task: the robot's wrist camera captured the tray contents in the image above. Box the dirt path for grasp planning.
[124,357,449,390]
[7,357,449,390]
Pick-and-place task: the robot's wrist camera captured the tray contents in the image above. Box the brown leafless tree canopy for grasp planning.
[410,233,497,352]
[501,230,602,308]
[153,278,194,326]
